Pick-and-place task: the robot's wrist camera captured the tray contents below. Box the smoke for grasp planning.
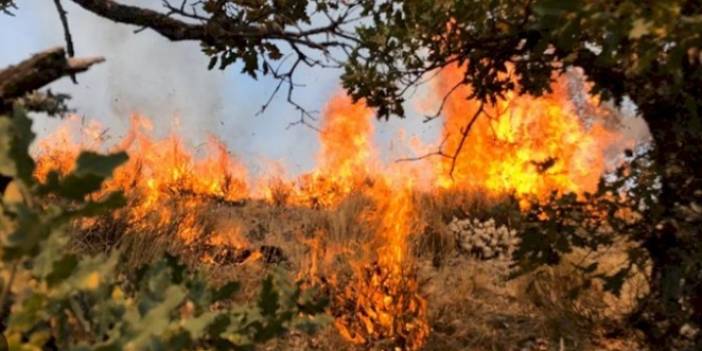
[36,1,226,146]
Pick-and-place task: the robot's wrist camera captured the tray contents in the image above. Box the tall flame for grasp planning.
[282,93,376,208]
[433,65,627,202]
[332,179,429,349]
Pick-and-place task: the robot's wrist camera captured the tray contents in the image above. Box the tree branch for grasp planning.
[0,47,104,112]
[70,0,358,49]
[71,0,204,41]
[53,0,75,57]
[396,102,485,179]
[447,102,484,177]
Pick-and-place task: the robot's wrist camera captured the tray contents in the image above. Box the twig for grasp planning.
[53,0,77,82]
[395,135,451,162]
[447,102,485,178]
[395,102,485,180]
[424,80,465,123]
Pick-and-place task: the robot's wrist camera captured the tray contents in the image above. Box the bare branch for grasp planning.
[53,0,75,57]
[423,80,465,123]
[447,102,485,177]
[0,47,104,112]
[53,0,78,84]
[395,135,451,162]
[71,0,204,41]
[395,102,485,179]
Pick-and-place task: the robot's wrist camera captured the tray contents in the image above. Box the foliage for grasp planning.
[0,107,328,350]
[512,149,702,347]
[10,0,702,347]
[0,0,15,15]
[198,0,344,77]
[512,155,657,294]
[342,0,702,122]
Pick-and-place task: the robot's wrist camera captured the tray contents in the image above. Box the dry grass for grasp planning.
[70,189,648,350]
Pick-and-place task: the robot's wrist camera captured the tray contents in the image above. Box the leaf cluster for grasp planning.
[341,0,702,124]
[512,149,660,297]
[0,0,15,15]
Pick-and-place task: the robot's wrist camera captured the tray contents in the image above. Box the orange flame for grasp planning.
[332,179,428,349]
[433,65,628,204]
[284,93,377,208]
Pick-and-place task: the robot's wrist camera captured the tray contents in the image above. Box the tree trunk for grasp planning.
[636,103,702,348]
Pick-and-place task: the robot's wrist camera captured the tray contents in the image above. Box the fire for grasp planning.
[34,113,250,246]
[433,65,626,203]
[333,181,429,349]
[285,93,377,208]
[31,67,634,350]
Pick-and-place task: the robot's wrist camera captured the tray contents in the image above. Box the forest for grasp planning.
[0,1,701,350]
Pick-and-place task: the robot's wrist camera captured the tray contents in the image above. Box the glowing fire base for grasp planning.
[332,262,429,351]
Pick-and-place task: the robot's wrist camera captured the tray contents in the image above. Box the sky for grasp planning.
[0,1,440,175]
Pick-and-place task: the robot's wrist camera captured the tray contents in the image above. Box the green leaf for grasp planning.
[69,192,127,217]
[0,117,15,176]
[53,251,119,297]
[183,311,220,339]
[3,205,50,260]
[257,276,279,317]
[208,55,218,70]
[8,107,36,184]
[8,292,47,332]
[46,254,79,287]
[73,151,128,178]
[212,281,240,303]
[40,151,127,200]
[45,173,103,200]
[122,285,187,348]
[164,253,187,284]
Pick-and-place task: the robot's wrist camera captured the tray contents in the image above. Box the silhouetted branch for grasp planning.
[0,47,104,113]
[423,80,466,123]
[0,0,15,15]
[70,0,361,120]
[396,102,485,179]
[53,0,75,57]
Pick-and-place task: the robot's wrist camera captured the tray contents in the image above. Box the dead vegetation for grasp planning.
[68,188,648,351]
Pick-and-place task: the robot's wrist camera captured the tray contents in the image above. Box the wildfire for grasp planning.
[433,65,626,203]
[34,113,250,247]
[31,68,634,350]
[285,93,377,208]
[333,181,429,349]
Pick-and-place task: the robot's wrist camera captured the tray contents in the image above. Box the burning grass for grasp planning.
[30,70,645,350]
